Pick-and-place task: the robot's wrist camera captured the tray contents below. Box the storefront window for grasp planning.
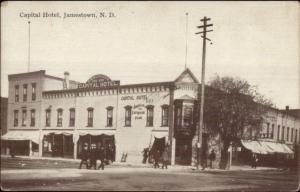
[87,107,93,127]
[161,105,169,126]
[124,106,131,126]
[106,106,113,127]
[15,85,19,102]
[46,109,51,127]
[57,109,63,127]
[30,109,35,127]
[32,83,36,101]
[22,109,27,126]
[146,105,154,126]
[23,84,28,102]
[69,108,75,127]
[14,110,18,126]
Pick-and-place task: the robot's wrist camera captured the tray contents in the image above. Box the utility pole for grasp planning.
[195,16,213,169]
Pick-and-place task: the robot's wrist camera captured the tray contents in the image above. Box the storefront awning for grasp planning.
[42,130,73,136]
[241,140,293,154]
[1,131,40,144]
[77,130,116,136]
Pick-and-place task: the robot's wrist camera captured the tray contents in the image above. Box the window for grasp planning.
[266,123,270,138]
[14,110,18,126]
[271,124,274,139]
[287,127,289,141]
[146,105,154,126]
[161,105,169,126]
[15,85,19,102]
[296,130,298,143]
[291,128,294,142]
[124,106,132,126]
[23,84,28,102]
[183,106,193,128]
[57,109,63,127]
[175,107,182,126]
[30,109,35,127]
[277,125,280,140]
[282,126,285,141]
[32,83,36,101]
[106,107,113,127]
[87,107,93,127]
[46,109,51,127]
[22,109,27,126]
[69,108,75,127]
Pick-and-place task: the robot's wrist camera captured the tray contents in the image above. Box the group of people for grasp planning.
[142,147,169,169]
[79,143,115,170]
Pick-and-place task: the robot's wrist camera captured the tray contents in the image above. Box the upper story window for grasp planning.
[14,110,18,127]
[15,85,19,102]
[46,109,51,127]
[22,109,27,126]
[183,106,193,128]
[57,108,63,127]
[271,124,274,139]
[30,109,35,127]
[32,83,36,101]
[146,105,154,127]
[282,126,285,141]
[124,106,132,127]
[287,127,290,141]
[296,129,298,143]
[277,125,280,140]
[23,84,28,102]
[291,128,294,142]
[87,107,94,127]
[175,106,182,126]
[106,106,113,127]
[161,105,169,126]
[69,108,75,127]
[266,123,270,137]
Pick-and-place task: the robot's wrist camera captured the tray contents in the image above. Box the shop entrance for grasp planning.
[175,137,192,165]
[77,134,115,162]
[42,134,74,158]
[149,137,166,163]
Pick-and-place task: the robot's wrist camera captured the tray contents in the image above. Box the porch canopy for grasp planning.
[1,131,40,144]
[241,140,293,154]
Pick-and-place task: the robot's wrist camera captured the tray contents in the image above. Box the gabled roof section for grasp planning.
[177,94,196,100]
[174,68,199,84]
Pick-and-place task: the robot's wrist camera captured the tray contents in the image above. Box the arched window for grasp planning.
[124,106,132,127]
[106,106,113,127]
[146,105,154,127]
[87,107,94,127]
[161,105,169,126]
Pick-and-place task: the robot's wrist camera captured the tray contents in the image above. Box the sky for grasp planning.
[1,1,299,109]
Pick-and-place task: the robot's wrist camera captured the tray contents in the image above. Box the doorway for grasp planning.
[175,137,192,165]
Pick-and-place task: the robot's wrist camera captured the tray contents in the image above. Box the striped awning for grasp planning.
[241,140,293,154]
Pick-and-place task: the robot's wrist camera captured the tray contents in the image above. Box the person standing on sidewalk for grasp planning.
[97,145,106,170]
[79,143,89,169]
[89,144,97,170]
[209,149,216,169]
[142,147,149,164]
[161,149,168,169]
[153,149,161,168]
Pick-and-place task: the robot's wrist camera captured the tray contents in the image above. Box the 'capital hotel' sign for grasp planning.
[77,74,120,89]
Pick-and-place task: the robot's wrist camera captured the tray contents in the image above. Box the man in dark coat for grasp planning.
[142,147,149,164]
[97,145,106,170]
[153,149,161,168]
[209,149,216,169]
[161,149,168,169]
[89,144,97,170]
[79,144,89,169]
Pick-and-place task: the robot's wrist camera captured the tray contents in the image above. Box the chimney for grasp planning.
[63,71,70,89]
[285,105,289,111]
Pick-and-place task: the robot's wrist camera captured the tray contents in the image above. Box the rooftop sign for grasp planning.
[77,74,120,89]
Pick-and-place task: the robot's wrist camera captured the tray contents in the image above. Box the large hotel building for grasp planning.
[1,69,299,166]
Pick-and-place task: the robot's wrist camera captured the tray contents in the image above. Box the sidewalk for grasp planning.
[1,155,279,172]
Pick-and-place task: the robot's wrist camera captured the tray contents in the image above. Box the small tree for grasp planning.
[203,75,273,169]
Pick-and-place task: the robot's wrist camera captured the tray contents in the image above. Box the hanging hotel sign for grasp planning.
[77,74,120,89]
